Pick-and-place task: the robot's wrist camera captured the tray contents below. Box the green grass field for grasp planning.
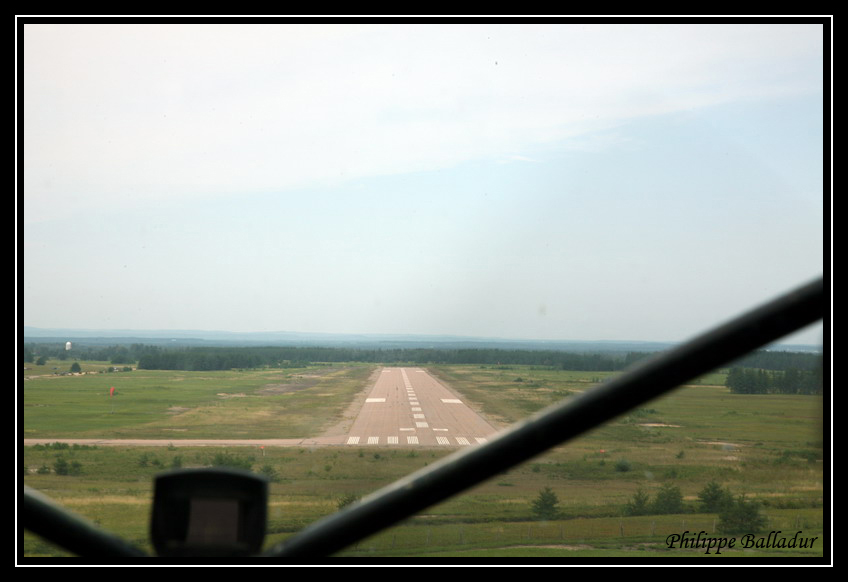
[20,361,826,561]
[23,363,374,439]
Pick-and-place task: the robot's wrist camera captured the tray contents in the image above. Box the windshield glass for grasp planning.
[20,19,827,563]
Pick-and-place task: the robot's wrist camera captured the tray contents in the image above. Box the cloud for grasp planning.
[23,23,823,223]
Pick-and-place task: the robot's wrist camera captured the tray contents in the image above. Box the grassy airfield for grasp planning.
[21,360,825,559]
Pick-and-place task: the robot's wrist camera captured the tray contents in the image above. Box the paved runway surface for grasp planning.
[22,367,499,449]
[344,367,498,448]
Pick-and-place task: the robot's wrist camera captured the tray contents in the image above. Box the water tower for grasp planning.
[65,341,72,351]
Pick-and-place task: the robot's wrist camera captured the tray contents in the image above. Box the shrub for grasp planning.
[53,457,69,475]
[651,483,683,514]
[210,452,254,472]
[698,481,733,513]
[718,495,767,534]
[258,464,278,482]
[624,487,650,516]
[531,486,560,520]
[337,493,361,510]
[53,457,82,476]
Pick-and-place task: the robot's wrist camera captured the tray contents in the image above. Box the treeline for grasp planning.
[730,350,821,372]
[24,341,822,382]
[23,343,159,365]
[132,346,645,371]
[725,366,821,395]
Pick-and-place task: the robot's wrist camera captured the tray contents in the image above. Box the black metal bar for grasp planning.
[22,485,149,558]
[263,276,824,558]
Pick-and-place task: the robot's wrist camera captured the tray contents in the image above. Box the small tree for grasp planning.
[337,493,361,510]
[70,362,81,373]
[54,457,69,475]
[258,464,279,482]
[624,487,651,516]
[718,495,767,534]
[531,487,560,520]
[651,483,683,514]
[698,481,733,513]
[614,458,632,472]
[53,457,82,476]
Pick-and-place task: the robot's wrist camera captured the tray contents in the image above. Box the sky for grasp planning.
[19,20,827,345]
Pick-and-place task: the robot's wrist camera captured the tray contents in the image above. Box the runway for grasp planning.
[21,367,499,449]
[344,367,498,447]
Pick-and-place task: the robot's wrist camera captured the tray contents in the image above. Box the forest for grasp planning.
[23,341,822,389]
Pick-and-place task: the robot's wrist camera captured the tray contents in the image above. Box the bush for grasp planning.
[53,457,82,476]
[625,485,683,516]
[337,493,361,510]
[259,464,279,482]
[624,488,650,516]
[614,459,632,472]
[210,452,254,472]
[651,484,683,514]
[531,487,560,520]
[53,457,69,475]
[718,495,767,534]
[698,481,733,513]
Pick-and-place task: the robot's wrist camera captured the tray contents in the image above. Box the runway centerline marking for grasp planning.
[346,367,498,447]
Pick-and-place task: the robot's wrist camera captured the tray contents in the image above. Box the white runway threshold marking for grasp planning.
[347,368,493,448]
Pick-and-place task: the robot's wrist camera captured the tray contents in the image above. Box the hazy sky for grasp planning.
[20,21,827,345]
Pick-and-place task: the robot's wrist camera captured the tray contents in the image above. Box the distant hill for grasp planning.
[21,326,820,353]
